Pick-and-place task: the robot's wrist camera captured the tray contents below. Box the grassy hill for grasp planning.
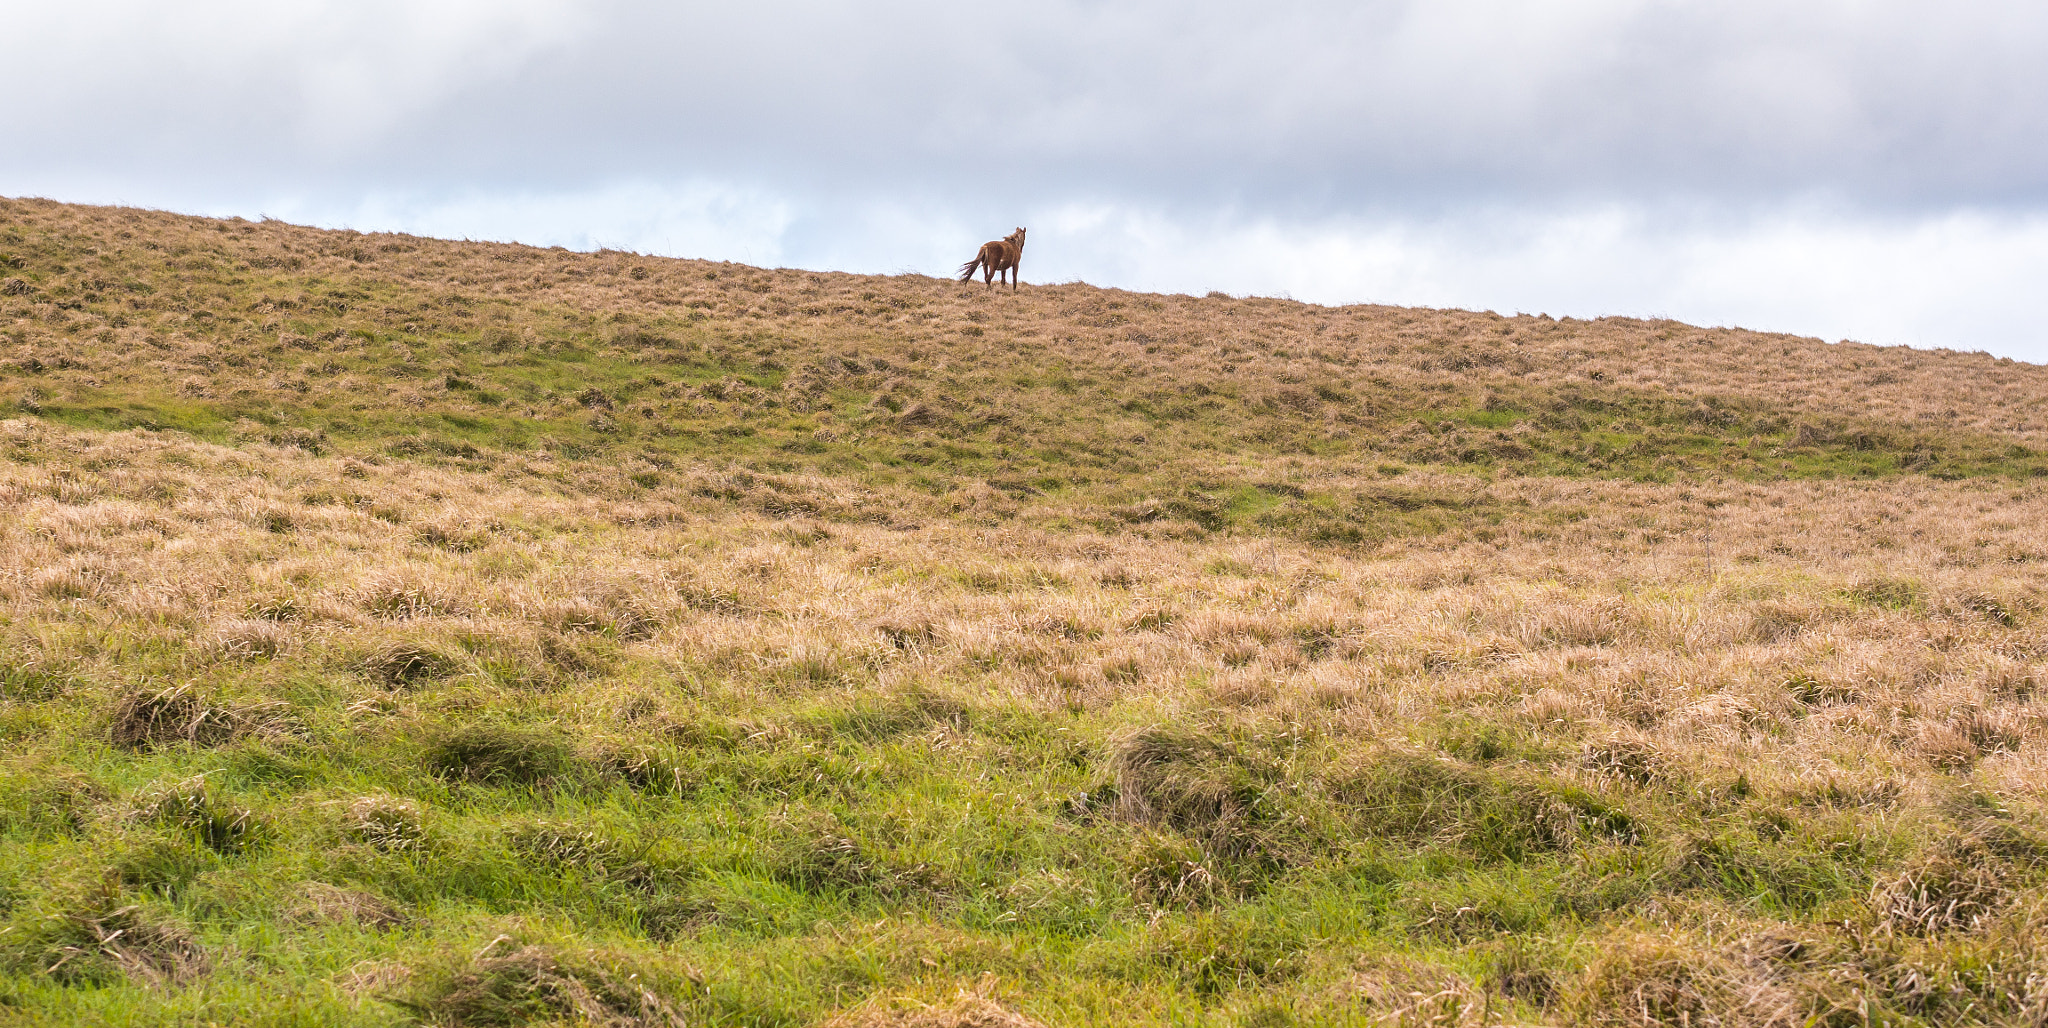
[4,196,2048,1026]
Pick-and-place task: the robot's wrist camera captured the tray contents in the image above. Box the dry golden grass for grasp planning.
[4,196,2041,442]
[7,416,2045,801]
[4,195,2045,503]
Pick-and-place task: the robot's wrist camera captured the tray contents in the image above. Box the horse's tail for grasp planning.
[957,255,982,282]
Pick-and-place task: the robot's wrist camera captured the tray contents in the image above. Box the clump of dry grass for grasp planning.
[422,725,574,785]
[1334,954,1494,1027]
[1868,828,2044,936]
[413,517,497,553]
[1916,704,2028,771]
[1581,735,1666,785]
[107,684,238,750]
[1873,859,2006,937]
[358,640,465,687]
[202,617,293,660]
[588,741,694,795]
[1125,831,1230,909]
[766,810,887,894]
[398,943,684,1028]
[1571,934,1800,1028]
[342,794,427,852]
[538,582,665,641]
[244,592,310,622]
[24,893,210,988]
[815,991,1048,1028]
[287,882,410,930]
[506,821,666,891]
[130,774,265,854]
[357,573,473,620]
[1109,724,1277,860]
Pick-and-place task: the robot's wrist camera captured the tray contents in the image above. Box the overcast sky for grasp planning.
[6,1,2047,358]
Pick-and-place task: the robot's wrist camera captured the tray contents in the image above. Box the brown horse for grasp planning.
[958,227,1026,291]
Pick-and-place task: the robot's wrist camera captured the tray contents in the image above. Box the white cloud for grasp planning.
[1022,202,2048,357]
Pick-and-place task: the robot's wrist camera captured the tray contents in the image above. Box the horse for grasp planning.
[957,227,1026,291]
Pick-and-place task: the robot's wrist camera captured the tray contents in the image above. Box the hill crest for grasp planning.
[4,195,2046,531]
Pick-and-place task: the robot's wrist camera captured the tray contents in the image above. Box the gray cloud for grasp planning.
[15,1,2045,205]
[5,1,2047,354]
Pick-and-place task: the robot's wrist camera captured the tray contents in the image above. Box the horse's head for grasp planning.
[1009,227,1026,248]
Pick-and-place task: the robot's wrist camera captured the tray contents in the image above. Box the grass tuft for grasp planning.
[107,684,239,750]
[360,640,465,687]
[398,943,684,1027]
[818,992,1049,1028]
[1109,724,1281,861]
[130,774,266,854]
[6,892,209,988]
[287,882,411,930]
[343,794,428,852]
[423,725,574,785]
[1871,836,2016,936]
[767,810,885,894]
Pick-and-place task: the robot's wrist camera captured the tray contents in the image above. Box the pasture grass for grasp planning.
[3,198,2048,1025]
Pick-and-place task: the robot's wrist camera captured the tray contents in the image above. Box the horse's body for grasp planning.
[958,228,1026,290]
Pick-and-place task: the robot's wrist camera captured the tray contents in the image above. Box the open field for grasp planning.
[5,198,2048,1026]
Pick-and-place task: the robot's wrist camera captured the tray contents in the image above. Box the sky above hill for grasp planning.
[5,1,2047,359]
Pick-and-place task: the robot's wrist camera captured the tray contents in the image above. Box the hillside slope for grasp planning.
[4,198,2047,529]
[5,198,2048,1027]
